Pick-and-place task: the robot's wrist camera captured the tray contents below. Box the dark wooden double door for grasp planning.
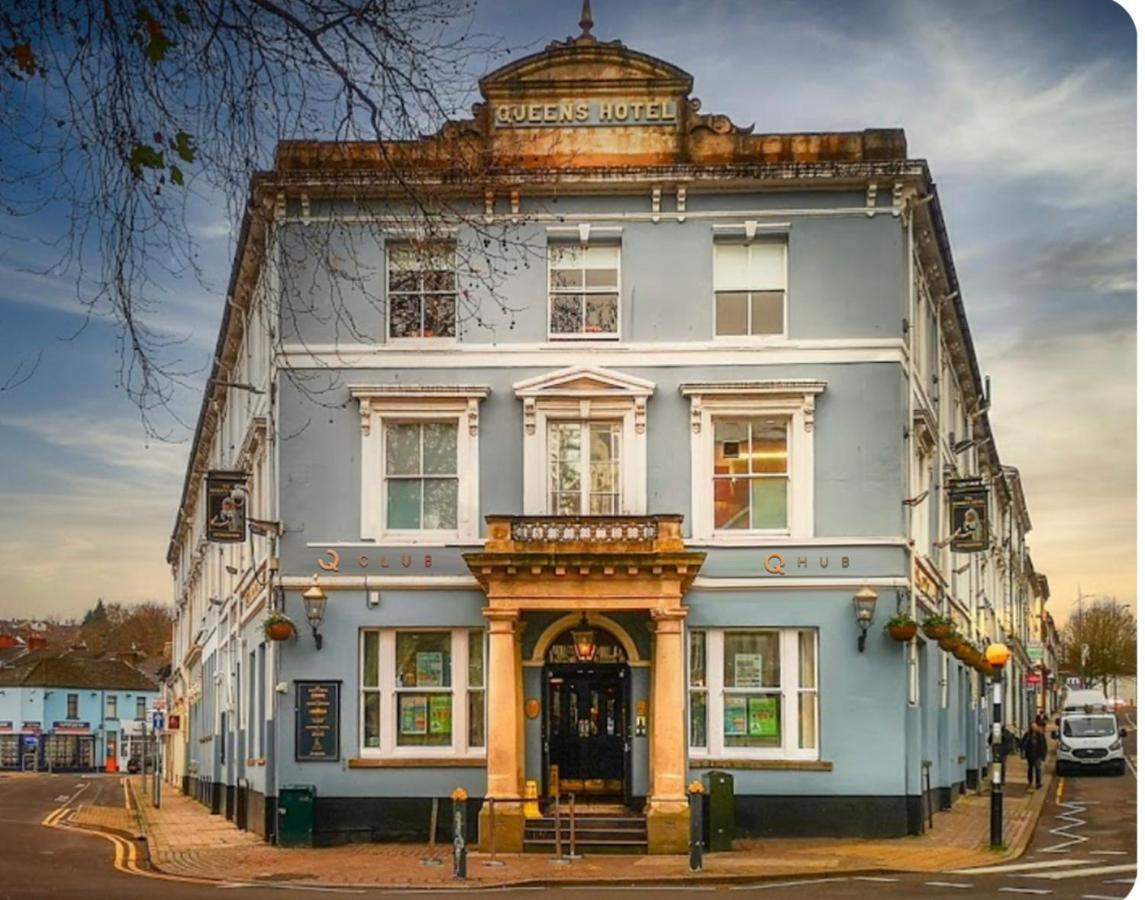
[543,663,629,800]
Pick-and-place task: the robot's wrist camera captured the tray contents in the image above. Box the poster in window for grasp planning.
[416,652,444,687]
[724,696,747,736]
[748,696,778,738]
[400,695,428,735]
[949,481,989,553]
[734,653,763,688]
[205,471,248,543]
[428,695,452,735]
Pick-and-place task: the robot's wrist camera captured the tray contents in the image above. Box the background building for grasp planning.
[167,17,1047,850]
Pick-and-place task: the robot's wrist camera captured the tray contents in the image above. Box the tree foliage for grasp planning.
[0,1,508,433]
[1061,599,1136,689]
[78,599,172,661]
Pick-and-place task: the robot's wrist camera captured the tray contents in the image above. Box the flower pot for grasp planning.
[954,643,974,662]
[265,621,295,642]
[938,636,960,653]
[886,623,918,642]
[923,624,954,640]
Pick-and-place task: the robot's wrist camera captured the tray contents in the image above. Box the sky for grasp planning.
[0,0,1136,624]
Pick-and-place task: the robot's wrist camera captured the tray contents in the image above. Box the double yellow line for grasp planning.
[39,778,210,884]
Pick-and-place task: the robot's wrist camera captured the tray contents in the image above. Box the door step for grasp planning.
[524,812,647,853]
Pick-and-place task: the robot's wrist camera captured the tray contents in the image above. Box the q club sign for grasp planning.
[205,470,248,543]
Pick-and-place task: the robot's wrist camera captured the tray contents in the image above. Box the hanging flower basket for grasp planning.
[953,641,975,663]
[884,613,918,642]
[264,612,296,642]
[922,614,955,641]
[938,633,962,653]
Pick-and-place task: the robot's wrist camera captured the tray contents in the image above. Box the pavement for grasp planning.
[4,716,1133,898]
[85,755,1057,890]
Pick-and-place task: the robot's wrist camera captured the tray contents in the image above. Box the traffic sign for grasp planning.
[151,711,165,732]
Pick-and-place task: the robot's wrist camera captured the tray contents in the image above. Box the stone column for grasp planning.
[646,606,690,853]
[480,608,525,852]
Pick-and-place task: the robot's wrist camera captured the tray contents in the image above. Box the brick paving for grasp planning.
[105,759,1053,888]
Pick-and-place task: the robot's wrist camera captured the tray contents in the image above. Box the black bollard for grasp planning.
[688,780,705,872]
[451,788,468,879]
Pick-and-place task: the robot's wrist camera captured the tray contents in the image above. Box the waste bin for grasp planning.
[703,770,734,851]
[277,785,316,848]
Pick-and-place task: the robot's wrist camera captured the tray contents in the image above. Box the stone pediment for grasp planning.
[479,40,693,99]
[513,366,656,399]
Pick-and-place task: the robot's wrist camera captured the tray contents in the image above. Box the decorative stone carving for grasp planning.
[523,397,536,435]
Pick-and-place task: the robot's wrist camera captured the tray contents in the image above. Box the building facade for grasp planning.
[0,655,159,771]
[166,20,1047,851]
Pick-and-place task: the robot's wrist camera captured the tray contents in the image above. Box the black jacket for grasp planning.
[1019,729,1048,762]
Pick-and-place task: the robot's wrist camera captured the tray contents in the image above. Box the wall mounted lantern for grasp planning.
[302,575,328,651]
[853,585,878,652]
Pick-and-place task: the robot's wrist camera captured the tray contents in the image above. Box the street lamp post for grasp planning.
[985,642,1011,849]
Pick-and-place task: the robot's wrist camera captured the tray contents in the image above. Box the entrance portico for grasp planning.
[464,515,705,853]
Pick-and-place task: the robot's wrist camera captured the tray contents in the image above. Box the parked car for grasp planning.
[126,757,141,774]
[1061,688,1110,714]
[1053,711,1127,775]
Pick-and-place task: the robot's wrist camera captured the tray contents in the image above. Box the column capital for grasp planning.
[483,608,520,627]
[650,606,688,631]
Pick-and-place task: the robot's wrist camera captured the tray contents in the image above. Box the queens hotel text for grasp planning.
[164,19,1051,853]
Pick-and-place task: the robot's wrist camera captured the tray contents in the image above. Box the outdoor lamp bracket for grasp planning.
[302,575,328,651]
[853,586,878,653]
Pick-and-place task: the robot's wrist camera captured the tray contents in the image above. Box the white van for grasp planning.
[1053,711,1127,775]
[1061,688,1110,713]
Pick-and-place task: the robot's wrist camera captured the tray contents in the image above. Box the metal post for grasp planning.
[563,793,580,861]
[419,797,442,866]
[484,799,505,867]
[451,788,468,880]
[551,795,567,864]
[688,780,705,872]
[990,668,1004,849]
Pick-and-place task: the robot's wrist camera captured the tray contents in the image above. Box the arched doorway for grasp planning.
[542,622,630,802]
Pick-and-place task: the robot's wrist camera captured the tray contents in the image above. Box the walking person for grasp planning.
[1019,721,1048,790]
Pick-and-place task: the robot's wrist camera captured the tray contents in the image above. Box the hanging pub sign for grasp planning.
[295,681,340,762]
[949,479,989,553]
[205,470,248,543]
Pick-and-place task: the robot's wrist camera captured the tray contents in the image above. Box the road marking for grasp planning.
[1104,877,1137,883]
[924,882,973,889]
[1126,755,1136,779]
[997,890,1052,896]
[1019,863,1137,880]
[1082,895,1126,899]
[1038,797,1089,854]
[953,859,1089,874]
[852,876,900,882]
[730,878,847,890]
[1089,850,1129,855]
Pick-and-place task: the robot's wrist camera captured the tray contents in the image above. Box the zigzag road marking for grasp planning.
[1036,779,1090,856]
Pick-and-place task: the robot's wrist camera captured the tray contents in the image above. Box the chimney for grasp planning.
[0,634,14,649]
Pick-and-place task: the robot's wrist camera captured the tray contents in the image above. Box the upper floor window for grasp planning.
[713,417,789,531]
[105,695,118,719]
[352,386,488,544]
[548,243,620,339]
[136,696,147,720]
[385,422,458,531]
[388,242,456,339]
[713,240,786,337]
[682,380,824,542]
[548,420,621,515]
[66,694,78,719]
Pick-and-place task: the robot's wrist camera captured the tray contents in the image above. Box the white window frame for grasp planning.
[682,382,825,543]
[687,628,819,761]
[546,239,622,342]
[711,230,789,340]
[516,367,654,516]
[546,419,623,515]
[357,628,486,760]
[351,386,488,544]
[385,240,459,344]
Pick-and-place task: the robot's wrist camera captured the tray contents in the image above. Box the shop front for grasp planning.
[465,514,704,854]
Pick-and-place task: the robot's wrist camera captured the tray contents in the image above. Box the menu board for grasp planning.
[295,681,341,761]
